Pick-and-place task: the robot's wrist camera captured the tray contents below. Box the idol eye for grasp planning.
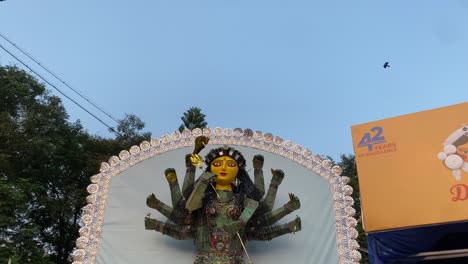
[227,163,237,167]
[212,162,221,167]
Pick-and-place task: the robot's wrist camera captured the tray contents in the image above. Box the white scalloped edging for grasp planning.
[72,127,361,264]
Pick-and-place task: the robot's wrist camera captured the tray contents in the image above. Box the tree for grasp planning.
[178,107,207,132]
[113,114,151,149]
[0,65,151,263]
[0,65,55,263]
[0,65,98,263]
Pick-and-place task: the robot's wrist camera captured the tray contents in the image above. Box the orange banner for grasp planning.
[351,102,468,232]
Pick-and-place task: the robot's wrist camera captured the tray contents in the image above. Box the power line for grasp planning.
[0,31,120,124]
[0,41,121,136]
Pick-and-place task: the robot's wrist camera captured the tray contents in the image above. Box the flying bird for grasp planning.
[383,62,390,69]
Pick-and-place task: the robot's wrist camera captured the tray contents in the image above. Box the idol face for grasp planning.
[210,156,239,186]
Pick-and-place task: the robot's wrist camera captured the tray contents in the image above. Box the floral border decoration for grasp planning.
[71,127,361,264]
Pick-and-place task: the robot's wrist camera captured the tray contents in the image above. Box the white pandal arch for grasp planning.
[72,127,361,264]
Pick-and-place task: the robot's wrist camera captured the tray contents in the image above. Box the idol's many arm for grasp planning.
[146,193,186,224]
[263,169,285,211]
[185,171,216,212]
[240,198,260,223]
[221,198,259,235]
[247,216,301,241]
[144,217,193,240]
[164,168,184,208]
[256,193,300,227]
[253,155,265,198]
[182,154,196,199]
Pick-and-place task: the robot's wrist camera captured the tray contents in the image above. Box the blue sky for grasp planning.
[1,0,467,160]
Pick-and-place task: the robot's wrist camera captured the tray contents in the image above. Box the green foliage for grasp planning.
[178,107,208,132]
[1,65,61,263]
[0,65,151,263]
[114,114,151,149]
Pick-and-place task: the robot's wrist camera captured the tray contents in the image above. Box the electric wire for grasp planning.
[0,31,120,124]
[0,41,121,136]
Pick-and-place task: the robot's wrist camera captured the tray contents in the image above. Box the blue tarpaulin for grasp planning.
[367,221,468,264]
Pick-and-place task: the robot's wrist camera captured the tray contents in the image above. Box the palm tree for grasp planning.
[178,107,208,132]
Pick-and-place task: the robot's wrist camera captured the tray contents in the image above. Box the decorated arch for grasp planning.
[71,128,361,264]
